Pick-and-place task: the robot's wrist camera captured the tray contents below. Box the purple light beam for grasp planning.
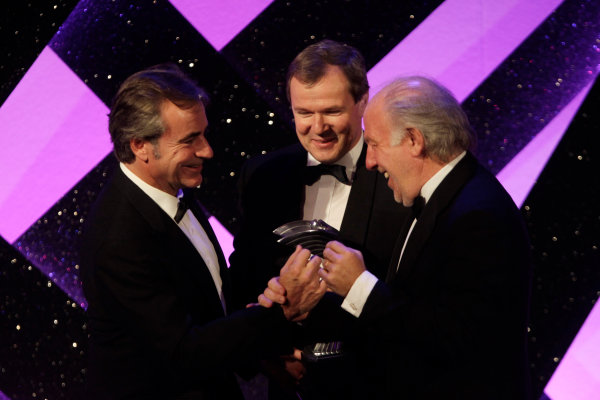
[168,0,274,51]
[367,0,563,101]
[0,47,112,244]
[545,295,600,399]
[497,81,594,208]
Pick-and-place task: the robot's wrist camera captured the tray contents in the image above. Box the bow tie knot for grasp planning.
[411,195,425,219]
[303,164,351,186]
[174,189,194,223]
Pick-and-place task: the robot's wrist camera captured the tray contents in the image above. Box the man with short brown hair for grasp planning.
[230,40,409,399]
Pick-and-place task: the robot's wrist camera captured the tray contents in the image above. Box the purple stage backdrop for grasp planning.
[0,0,599,399]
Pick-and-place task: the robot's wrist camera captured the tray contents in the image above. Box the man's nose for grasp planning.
[196,139,213,159]
[312,113,327,134]
[365,146,377,170]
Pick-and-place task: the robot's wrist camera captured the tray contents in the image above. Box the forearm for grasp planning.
[173,306,293,379]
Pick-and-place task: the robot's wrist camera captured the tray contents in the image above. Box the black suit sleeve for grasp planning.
[229,149,305,310]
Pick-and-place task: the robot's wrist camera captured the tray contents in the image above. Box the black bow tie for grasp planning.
[411,195,425,219]
[303,164,351,186]
[174,189,194,223]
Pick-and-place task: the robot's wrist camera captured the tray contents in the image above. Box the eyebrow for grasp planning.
[293,106,312,112]
[294,106,343,113]
[179,129,204,144]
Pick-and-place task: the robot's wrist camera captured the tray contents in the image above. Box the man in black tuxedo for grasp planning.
[308,76,533,399]
[228,40,408,398]
[80,64,326,400]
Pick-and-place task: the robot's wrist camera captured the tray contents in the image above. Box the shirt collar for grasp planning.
[306,134,364,177]
[420,151,466,203]
[120,163,180,220]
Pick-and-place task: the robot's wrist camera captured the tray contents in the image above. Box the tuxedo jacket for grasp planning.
[80,164,290,400]
[354,152,533,399]
[229,143,409,310]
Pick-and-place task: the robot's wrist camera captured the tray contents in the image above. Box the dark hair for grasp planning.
[286,39,369,103]
[108,63,208,163]
[382,76,475,162]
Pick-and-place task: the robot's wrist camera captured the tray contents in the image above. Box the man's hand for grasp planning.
[261,349,306,392]
[319,240,366,297]
[261,246,327,321]
[257,278,312,321]
[258,277,286,308]
[281,348,305,383]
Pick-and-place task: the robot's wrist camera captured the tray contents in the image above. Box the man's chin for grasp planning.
[183,178,203,189]
[309,148,342,164]
[391,189,403,204]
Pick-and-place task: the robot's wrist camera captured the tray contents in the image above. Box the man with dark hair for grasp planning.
[266,76,532,399]
[80,64,325,399]
[229,40,408,399]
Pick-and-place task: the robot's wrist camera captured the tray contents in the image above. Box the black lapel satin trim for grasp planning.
[285,144,309,222]
[186,191,232,313]
[339,144,377,246]
[385,216,415,283]
[164,221,227,317]
[394,153,479,282]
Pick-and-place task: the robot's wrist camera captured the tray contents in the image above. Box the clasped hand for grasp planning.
[259,241,366,319]
[319,240,366,297]
[258,246,327,321]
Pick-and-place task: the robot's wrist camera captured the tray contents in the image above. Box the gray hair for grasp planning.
[381,76,474,162]
[108,63,208,163]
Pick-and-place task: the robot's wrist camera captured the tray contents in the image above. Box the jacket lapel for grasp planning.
[340,144,377,245]
[285,144,309,222]
[185,191,232,313]
[394,153,478,282]
[116,169,227,317]
[385,215,415,283]
[164,220,228,317]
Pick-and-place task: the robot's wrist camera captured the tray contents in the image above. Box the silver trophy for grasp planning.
[273,219,344,362]
[273,219,339,257]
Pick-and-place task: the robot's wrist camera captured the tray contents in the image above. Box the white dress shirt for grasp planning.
[120,163,226,312]
[341,151,467,317]
[303,135,364,230]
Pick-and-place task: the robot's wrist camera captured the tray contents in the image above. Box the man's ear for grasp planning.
[406,128,425,157]
[130,138,150,162]
[357,92,369,116]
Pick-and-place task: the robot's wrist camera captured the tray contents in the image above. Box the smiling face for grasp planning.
[364,97,422,206]
[290,65,367,164]
[139,100,213,196]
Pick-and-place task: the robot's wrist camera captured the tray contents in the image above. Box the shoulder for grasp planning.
[83,168,167,248]
[440,158,524,239]
[460,161,518,213]
[433,153,514,212]
[243,143,305,174]
[238,143,306,188]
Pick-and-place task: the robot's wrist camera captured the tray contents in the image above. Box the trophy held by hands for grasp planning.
[273,219,339,258]
[273,219,344,362]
